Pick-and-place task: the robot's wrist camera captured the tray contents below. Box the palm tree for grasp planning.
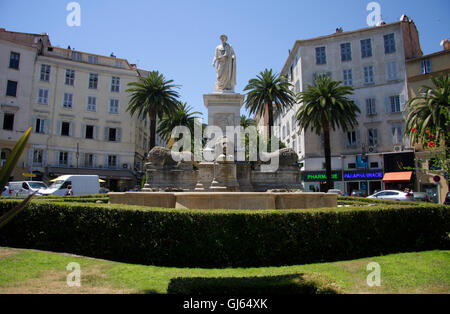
[240,115,255,129]
[296,75,360,192]
[406,74,449,145]
[126,71,180,150]
[244,69,296,140]
[157,102,202,146]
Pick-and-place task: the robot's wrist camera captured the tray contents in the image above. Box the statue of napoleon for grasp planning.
[212,34,237,92]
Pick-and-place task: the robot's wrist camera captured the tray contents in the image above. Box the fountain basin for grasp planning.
[109,192,337,210]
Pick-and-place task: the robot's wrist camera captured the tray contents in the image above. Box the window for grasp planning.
[370,162,379,169]
[348,163,357,169]
[347,131,357,147]
[366,98,376,116]
[368,128,378,146]
[35,118,46,134]
[59,152,69,166]
[343,69,353,86]
[6,80,18,97]
[107,155,118,168]
[109,99,119,114]
[391,126,403,143]
[390,96,401,113]
[109,128,117,142]
[37,88,49,105]
[111,76,120,92]
[40,64,51,82]
[386,61,398,80]
[88,55,98,64]
[363,66,374,84]
[61,122,71,137]
[72,52,81,61]
[286,122,290,136]
[115,60,123,68]
[89,73,98,89]
[85,125,94,139]
[340,43,352,61]
[282,125,286,139]
[291,115,296,131]
[65,69,75,86]
[384,33,396,54]
[421,59,432,74]
[84,154,94,168]
[63,93,73,109]
[293,135,297,152]
[9,52,20,69]
[315,47,326,65]
[361,39,372,58]
[87,96,97,112]
[33,149,43,165]
[3,113,14,131]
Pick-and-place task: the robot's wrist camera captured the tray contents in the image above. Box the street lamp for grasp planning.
[362,143,368,196]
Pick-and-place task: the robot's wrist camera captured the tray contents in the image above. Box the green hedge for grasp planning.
[167,273,340,295]
[0,200,448,268]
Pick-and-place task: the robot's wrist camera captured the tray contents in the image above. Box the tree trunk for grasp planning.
[149,108,157,150]
[267,101,273,142]
[322,115,333,192]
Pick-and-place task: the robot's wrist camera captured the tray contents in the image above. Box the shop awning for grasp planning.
[382,171,413,183]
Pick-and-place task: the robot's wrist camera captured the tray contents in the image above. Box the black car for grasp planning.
[444,192,450,205]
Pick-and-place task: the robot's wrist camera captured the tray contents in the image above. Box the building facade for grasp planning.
[406,41,450,203]
[273,16,423,195]
[0,28,166,191]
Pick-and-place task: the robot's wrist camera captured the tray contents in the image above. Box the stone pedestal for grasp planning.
[203,92,244,134]
[210,160,240,192]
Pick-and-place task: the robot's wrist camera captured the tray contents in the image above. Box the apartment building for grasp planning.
[406,40,450,203]
[0,28,166,191]
[273,16,423,194]
[0,29,50,180]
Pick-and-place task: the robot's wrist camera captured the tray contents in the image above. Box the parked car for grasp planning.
[351,190,367,197]
[413,192,431,203]
[38,175,100,196]
[2,186,12,197]
[327,189,344,196]
[368,190,415,202]
[444,192,450,205]
[7,181,48,197]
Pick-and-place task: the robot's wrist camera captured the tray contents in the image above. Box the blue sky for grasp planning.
[1,0,449,121]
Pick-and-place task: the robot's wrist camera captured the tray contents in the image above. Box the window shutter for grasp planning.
[55,151,60,166]
[81,123,86,138]
[28,148,34,167]
[374,129,379,146]
[93,155,98,168]
[356,129,361,146]
[117,128,122,142]
[117,156,121,169]
[104,155,108,168]
[400,94,406,111]
[384,97,390,113]
[43,150,48,166]
[94,126,99,140]
[69,122,75,137]
[32,118,37,133]
[57,121,62,136]
[104,127,109,141]
[68,152,73,167]
[43,119,49,134]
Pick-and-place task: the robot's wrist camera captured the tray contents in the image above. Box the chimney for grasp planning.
[441,39,450,51]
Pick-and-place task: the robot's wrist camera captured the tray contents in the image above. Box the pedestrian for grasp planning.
[66,185,73,196]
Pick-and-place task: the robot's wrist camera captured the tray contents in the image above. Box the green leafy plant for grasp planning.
[0,126,34,229]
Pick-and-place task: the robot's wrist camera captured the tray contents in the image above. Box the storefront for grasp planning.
[302,171,343,192]
[344,170,384,196]
[382,171,414,192]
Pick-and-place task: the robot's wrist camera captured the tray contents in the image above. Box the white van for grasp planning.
[38,175,100,196]
[8,181,48,197]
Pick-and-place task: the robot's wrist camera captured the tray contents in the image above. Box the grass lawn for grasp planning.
[0,247,448,294]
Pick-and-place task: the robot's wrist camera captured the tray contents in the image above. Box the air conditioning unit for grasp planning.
[393,145,403,152]
[122,164,129,169]
[368,146,377,153]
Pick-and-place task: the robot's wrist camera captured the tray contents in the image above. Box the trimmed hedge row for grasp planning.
[0,200,448,268]
[167,273,341,295]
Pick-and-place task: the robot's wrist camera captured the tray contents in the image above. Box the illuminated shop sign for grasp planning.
[303,172,342,182]
[344,170,383,181]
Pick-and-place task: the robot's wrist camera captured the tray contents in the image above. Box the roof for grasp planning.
[48,168,136,180]
[383,171,413,183]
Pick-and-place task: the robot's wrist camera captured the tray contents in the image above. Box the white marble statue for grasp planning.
[212,34,236,92]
